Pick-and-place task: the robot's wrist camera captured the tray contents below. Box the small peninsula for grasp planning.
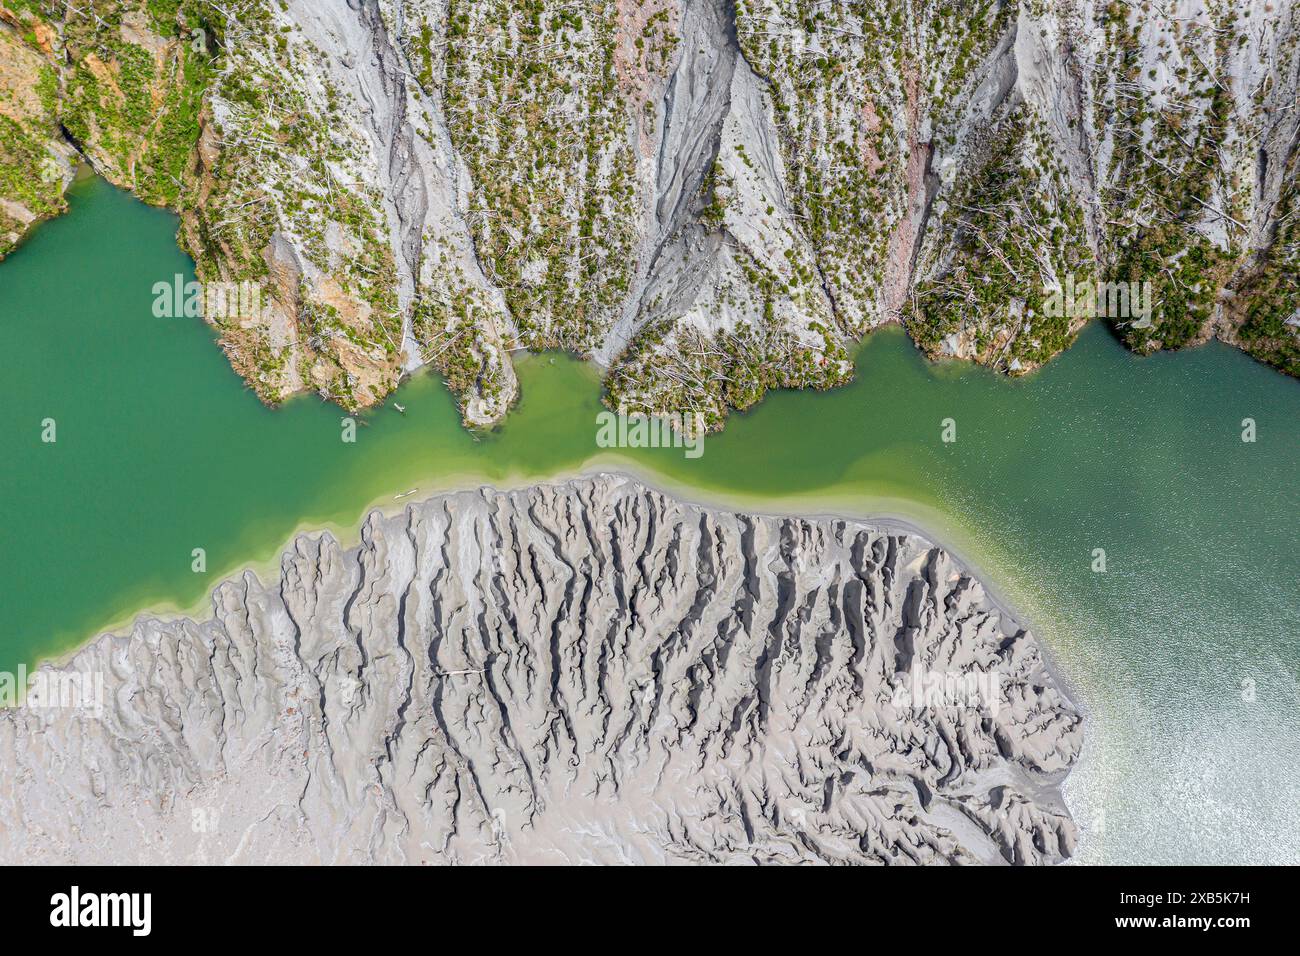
[0,477,1081,865]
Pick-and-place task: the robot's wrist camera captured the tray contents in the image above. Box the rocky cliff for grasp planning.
[3,0,1293,424]
[0,476,1081,864]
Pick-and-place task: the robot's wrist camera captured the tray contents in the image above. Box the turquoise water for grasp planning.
[1,175,1297,863]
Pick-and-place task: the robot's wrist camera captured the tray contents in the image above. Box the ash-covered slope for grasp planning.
[0,476,1081,865]
[3,0,1298,424]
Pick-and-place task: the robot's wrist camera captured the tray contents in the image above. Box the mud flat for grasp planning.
[0,475,1080,865]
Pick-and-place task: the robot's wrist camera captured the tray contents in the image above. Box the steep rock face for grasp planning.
[907,0,1300,376]
[0,476,1081,865]
[5,0,1295,423]
[0,5,107,257]
[743,0,1300,378]
[182,0,519,415]
[602,0,853,427]
[0,19,75,257]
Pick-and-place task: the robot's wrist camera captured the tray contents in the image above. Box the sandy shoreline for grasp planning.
[40,462,1023,660]
[36,465,1087,741]
[9,474,1084,864]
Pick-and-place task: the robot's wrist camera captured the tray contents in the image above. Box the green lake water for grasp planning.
[2,175,1298,864]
